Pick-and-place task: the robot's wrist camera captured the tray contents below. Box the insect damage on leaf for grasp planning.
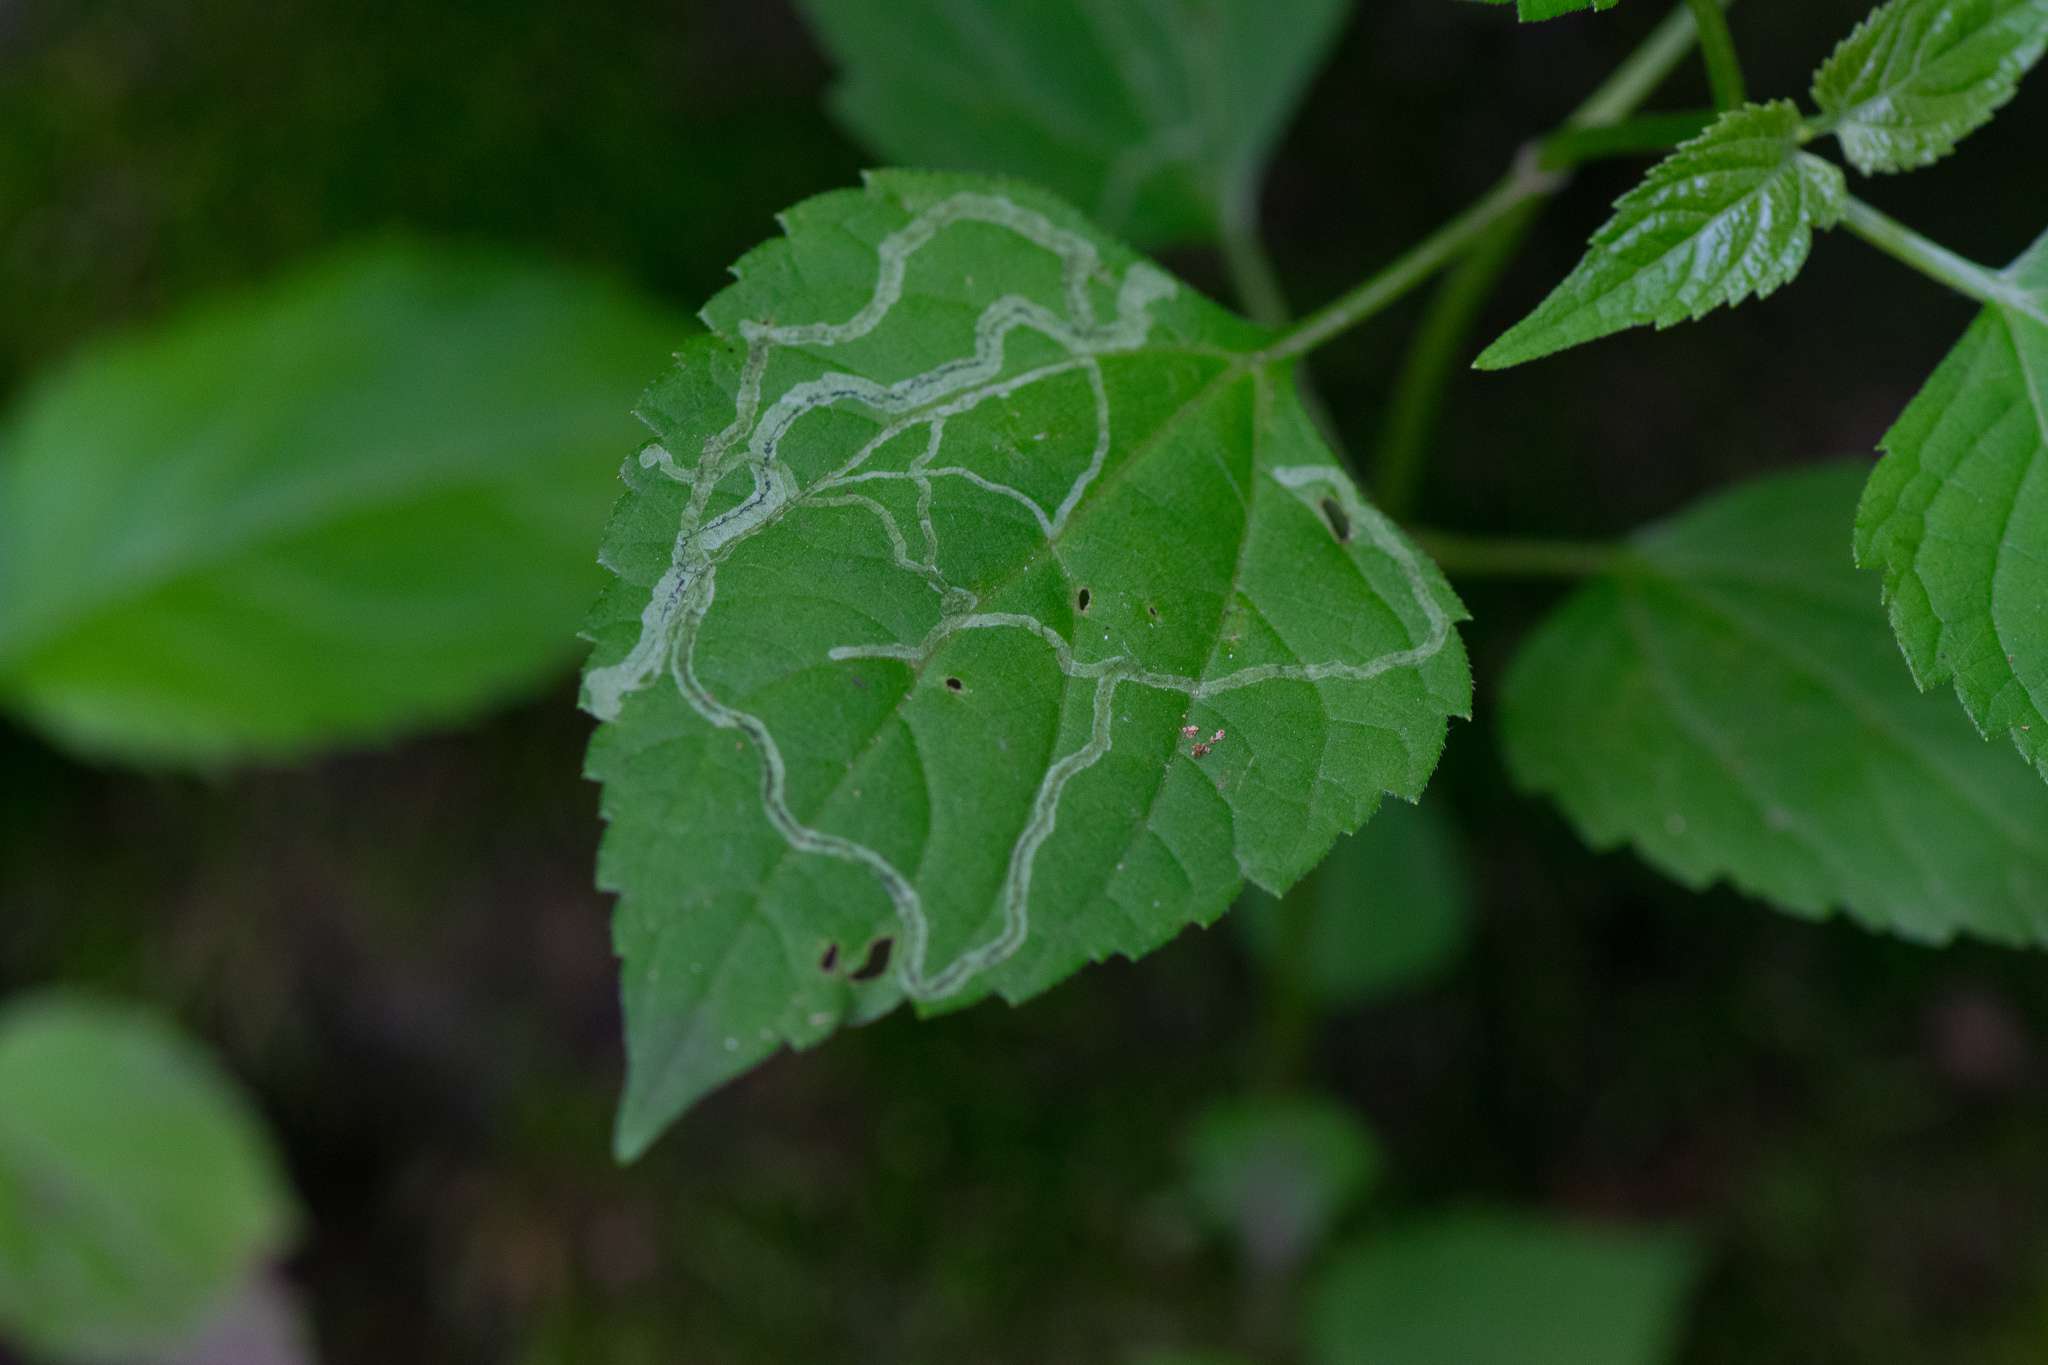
[582,171,1468,1157]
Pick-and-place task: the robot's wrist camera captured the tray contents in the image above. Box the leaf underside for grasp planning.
[1476,101,1845,370]
[1856,229,2048,781]
[797,0,1350,246]
[1503,463,2048,946]
[1813,0,2048,175]
[582,171,1469,1157]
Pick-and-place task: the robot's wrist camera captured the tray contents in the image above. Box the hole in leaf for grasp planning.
[1146,603,1159,620]
[944,676,963,692]
[850,937,893,982]
[1319,496,1352,543]
[1076,586,1092,612]
[819,943,840,972]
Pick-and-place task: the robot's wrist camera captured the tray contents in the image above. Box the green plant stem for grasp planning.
[1408,529,1625,579]
[1839,196,2046,322]
[1538,108,1716,169]
[1258,880,1319,1091]
[1371,109,1716,519]
[1266,0,1723,366]
[1570,0,1729,127]
[1373,201,1544,519]
[1263,175,1545,364]
[1222,209,1347,451]
[1683,0,1747,109]
[1220,214,1293,330]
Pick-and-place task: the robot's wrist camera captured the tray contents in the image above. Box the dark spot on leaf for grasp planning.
[1076,586,1092,612]
[1146,603,1159,620]
[944,676,963,692]
[850,937,893,981]
[1319,496,1352,543]
[819,943,840,972]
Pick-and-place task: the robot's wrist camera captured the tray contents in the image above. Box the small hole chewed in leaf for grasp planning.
[819,943,840,973]
[1319,496,1353,543]
[849,937,894,982]
[582,171,1470,1159]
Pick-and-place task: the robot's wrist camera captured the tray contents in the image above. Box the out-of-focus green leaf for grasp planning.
[1185,1096,1380,1273]
[1856,229,2048,782]
[0,992,299,1364]
[1470,0,1622,20]
[1306,1213,1697,1365]
[0,243,683,765]
[1476,102,1844,369]
[582,171,1469,1158]
[796,0,1350,247]
[1813,0,2048,174]
[1503,463,2048,944]
[1235,796,1473,1006]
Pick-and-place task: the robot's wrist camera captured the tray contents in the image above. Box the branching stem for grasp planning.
[1266,0,1726,366]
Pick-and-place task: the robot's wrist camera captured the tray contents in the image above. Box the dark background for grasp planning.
[4,1,2046,1360]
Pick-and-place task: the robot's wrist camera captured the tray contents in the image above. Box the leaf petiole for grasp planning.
[1406,530,1630,580]
[1839,195,2047,324]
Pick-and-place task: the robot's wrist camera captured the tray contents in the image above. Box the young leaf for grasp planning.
[1813,0,2048,175]
[1503,463,2048,944]
[583,171,1470,1158]
[1475,102,1846,370]
[1856,229,2048,781]
[0,992,299,1364]
[0,244,683,765]
[1234,796,1475,1006]
[1185,1096,1382,1274]
[796,0,1350,247]
[1306,1213,1697,1365]
[1470,0,1623,20]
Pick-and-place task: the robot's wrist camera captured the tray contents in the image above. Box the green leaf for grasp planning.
[583,170,1470,1158]
[1470,0,1622,20]
[1185,1096,1381,1273]
[796,0,1350,247]
[1503,463,2048,944]
[0,992,299,1364]
[0,243,682,765]
[1813,0,2048,175]
[1475,101,1845,370]
[1306,1213,1697,1365]
[1235,796,1474,1006]
[1857,230,2048,782]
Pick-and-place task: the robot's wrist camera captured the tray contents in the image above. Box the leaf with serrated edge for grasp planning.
[582,171,1469,1157]
[0,244,683,765]
[1475,102,1845,370]
[1813,0,2048,175]
[1857,230,2048,781]
[0,993,299,1363]
[796,0,1349,247]
[1504,463,2048,945]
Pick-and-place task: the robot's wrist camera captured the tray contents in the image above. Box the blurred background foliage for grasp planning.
[3,0,2048,1361]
